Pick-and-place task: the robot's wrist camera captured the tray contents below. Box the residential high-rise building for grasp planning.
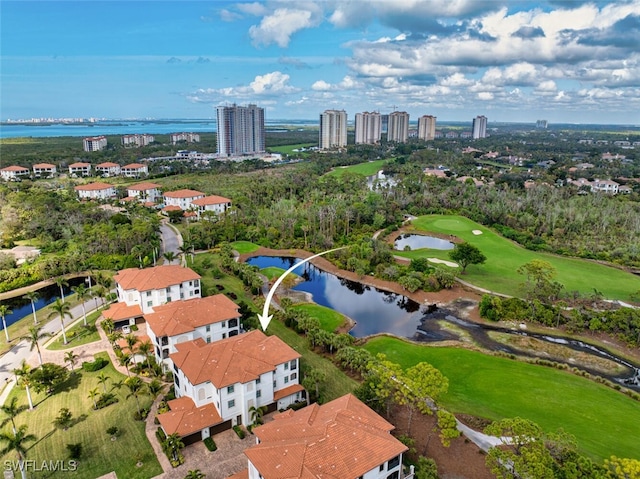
[417,115,437,141]
[472,115,488,139]
[319,110,347,149]
[536,119,548,129]
[216,104,265,157]
[354,112,382,144]
[387,111,409,142]
[83,136,107,152]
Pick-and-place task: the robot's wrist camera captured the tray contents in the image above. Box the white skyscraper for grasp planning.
[216,104,265,157]
[354,112,382,144]
[472,115,488,139]
[417,115,437,141]
[387,111,409,143]
[319,110,347,149]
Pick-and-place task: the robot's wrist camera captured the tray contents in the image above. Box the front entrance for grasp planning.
[236,414,242,425]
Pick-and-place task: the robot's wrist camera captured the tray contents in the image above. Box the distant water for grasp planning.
[0,119,318,139]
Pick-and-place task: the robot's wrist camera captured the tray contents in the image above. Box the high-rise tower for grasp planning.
[417,115,437,141]
[354,112,382,144]
[387,111,409,142]
[216,104,265,157]
[472,115,488,139]
[319,110,347,149]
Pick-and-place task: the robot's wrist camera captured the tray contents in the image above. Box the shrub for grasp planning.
[66,443,82,460]
[106,426,120,438]
[82,357,109,372]
[134,407,150,421]
[130,324,138,331]
[233,425,246,439]
[203,436,217,451]
[156,427,167,443]
[95,393,118,410]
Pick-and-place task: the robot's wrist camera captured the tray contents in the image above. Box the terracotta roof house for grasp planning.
[121,163,148,178]
[74,182,116,200]
[158,330,304,444]
[423,168,448,178]
[114,265,201,314]
[191,195,232,220]
[591,179,619,194]
[96,162,121,177]
[163,189,205,211]
[239,394,409,479]
[126,182,162,204]
[0,165,30,181]
[32,163,57,178]
[102,302,144,329]
[68,162,92,177]
[144,294,240,364]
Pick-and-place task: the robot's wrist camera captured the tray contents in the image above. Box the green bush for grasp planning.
[203,436,217,451]
[156,427,166,443]
[95,393,118,409]
[82,357,109,372]
[66,443,82,460]
[233,425,246,439]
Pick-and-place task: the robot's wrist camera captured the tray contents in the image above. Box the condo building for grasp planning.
[418,115,437,141]
[355,112,382,145]
[121,134,154,147]
[319,109,348,149]
[170,132,200,145]
[387,111,410,143]
[216,104,265,157]
[83,136,107,152]
[472,115,488,139]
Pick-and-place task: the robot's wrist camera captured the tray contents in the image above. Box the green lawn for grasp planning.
[230,241,261,254]
[46,310,102,351]
[326,159,390,177]
[1,354,161,478]
[363,336,640,462]
[269,143,315,155]
[259,267,299,282]
[291,303,347,332]
[395,215,640,301]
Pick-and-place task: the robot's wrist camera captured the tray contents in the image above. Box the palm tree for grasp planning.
[88,388,100,409]
[22,325,51,367]
[136,340,153,370]
[124,333,138,354]
[54,277,69,302]
[249,405,267,427]
[101,318,115,335]
[97,371,110,393]
[64,350,79,371]
[71,284,90,326]
[163,433,185,462]
[0,304,13,342]
[0,397,27,434]
[0,424,37,479]
[125,376,146,417]
[178,243,193,266]
[184,469,206,479]
[118,352,132,377]
[47,299,72,344]
[163,251,177,264]
[13,362,34,410]
[93,286,107,308]
[148,378,163,399]
[23,292,39,324]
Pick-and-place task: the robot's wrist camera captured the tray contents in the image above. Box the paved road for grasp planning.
[159,222,182,264]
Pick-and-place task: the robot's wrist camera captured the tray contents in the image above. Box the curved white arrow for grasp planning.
[257,247,347,331]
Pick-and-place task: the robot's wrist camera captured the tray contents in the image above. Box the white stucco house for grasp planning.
[74,182,116,200]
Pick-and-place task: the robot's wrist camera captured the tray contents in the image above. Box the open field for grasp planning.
[268,143,315,155]
[394,215,640,301]
[326,159,389,177]
[230,241,260,255]
[290,303,347,333]
[363,336,640,462]
[0,354,161,479]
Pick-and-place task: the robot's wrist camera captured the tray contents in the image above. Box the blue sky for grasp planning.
[2,0,639,124]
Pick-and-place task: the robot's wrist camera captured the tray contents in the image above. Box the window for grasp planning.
[222,333,226,339]
[228,318,238,328]
[284,376,289,384]
[206,336,211,344]
[180,293,184,299]
[290,373,297,380]
[221,321,226,328]
[166,297,172,302]
[194,279,200,287]
[388,456,400,470]
[290,360,297,370]
[256,390,261,398]
[228,399,235,408]
[189,291,193,297]
[166,287,171,293]
[380,464,385,472]
[227,385,234,394]
[189,281,193,286]
[386,473,399,479]
[273,381,276,388]
[284,363,289,370]
[256,378,261,384]
[147,301,153,307]
[146,291,151,297]
[174,376,180,388]
[206,325,210,332]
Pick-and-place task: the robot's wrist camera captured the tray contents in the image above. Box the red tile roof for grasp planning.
[69,162,91,168]
[171,330,300,388]
[273,383,305,401]
[191,195,232,206]
[145,295,239,337]
[245,394,407,479]
[74,182,114,191]
[32,163,56,169]
[162,205,182,212]
[123,163,146,169]
[102,302,143,321]
[157,396,223,436]
[128,182,161,191]
[114,265,200,291]
[96,162,119,168]
[163,189,205,198]
[2,165,29,172]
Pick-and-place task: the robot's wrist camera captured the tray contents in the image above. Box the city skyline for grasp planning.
[1,1,639,125]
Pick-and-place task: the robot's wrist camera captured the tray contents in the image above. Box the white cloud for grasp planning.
[187,71,299,103]
[477,92,494,100]
[312,80,332,91]
[236,2,268,17]
[249,6,321,47]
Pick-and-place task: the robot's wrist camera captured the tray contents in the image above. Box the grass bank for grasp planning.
[326,159,390,177]
[363,336,640,462]
[395,215,640,301]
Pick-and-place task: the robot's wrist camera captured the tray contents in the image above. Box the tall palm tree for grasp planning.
[97,371,110,394]
[54,277,69,303]
[125,376,147,417]
[88,388,100,409]
[101,318,115,335]
[13,362,34,410]
[118,352,132,377]
[22,325,51,367]
[0,304,12,342]
[0,424,37,479]
[93,286,107,309]
[136,340,153,370]
[71,284,90,326]
[23,292,39,324]
[0,397,27,434]
[124,333,138,354]
[163,251,177,264]
[47,299,72,344]
[64,350,79,371]
[163,433,185,462]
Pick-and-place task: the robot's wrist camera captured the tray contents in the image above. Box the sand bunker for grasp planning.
[472,230,483,235]
[428,258,459,268]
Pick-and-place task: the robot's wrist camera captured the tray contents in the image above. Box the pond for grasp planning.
[246,255,640,389]
[394,233,455,250]
[0,276,89,329]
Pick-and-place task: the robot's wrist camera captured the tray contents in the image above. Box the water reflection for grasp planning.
[394,234,455,250]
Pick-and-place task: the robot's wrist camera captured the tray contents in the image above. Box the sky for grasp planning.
[1,0,640,124]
